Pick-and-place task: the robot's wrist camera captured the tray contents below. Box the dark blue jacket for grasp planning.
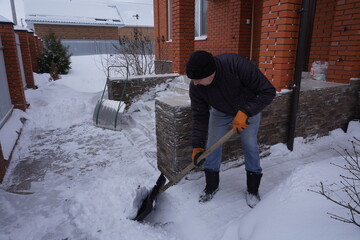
[189,53,276,148]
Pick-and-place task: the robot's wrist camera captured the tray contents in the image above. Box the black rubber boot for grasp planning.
[199,169,219,203]
[246,171,263,208]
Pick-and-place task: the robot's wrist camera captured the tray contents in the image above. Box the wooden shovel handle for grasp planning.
[159,128,236,193]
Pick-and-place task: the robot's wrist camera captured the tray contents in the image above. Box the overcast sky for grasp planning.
[0,0,153,26]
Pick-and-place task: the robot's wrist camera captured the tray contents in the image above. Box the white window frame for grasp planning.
[167,0,172,42]
[195,0,208,40]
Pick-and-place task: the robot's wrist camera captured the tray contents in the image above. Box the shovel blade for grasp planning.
[133,174,166,221]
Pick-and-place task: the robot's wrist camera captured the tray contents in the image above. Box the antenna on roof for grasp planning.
[132,14,139,20]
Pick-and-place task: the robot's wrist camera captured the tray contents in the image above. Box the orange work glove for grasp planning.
[192,148,205,166]
[233,110,249,133]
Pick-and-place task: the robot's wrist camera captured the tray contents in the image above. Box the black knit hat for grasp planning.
[186,50,216,79]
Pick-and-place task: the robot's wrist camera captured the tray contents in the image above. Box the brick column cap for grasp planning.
[14,25,30,32]
[0,15,14,24]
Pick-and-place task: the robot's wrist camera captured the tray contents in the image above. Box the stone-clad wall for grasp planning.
[156,80,360,182]
[155,96,193,179]
[296,84,359,137]
[107,74,179,109]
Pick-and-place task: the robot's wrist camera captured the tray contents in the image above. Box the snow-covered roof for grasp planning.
[25,0,124,28]
[0,15,13,24]
[115,2,153,28]
[13,25,30,31]
[24,0,153,29]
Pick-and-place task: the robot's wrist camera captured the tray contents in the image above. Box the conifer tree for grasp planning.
[38,31,71,77]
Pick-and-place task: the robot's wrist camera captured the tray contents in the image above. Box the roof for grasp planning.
[13,25,30,31]
[0,15,13,24]
[24,0,153,29]
[24,0,124,28]
[115,2,153,28]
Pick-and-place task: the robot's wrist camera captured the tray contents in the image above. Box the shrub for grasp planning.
[98,28,154,77]
[38,32,71,77]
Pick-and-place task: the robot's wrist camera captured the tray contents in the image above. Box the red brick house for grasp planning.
[154,0,360,91]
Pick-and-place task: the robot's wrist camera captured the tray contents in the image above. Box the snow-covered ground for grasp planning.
[0,55,359,240]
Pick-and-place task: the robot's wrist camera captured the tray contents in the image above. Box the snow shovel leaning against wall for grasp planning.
[133,128,236,221]
[93,65,129,130]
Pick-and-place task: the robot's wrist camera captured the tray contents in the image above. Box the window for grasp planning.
[195,0,208,39]
[168,0,172,41]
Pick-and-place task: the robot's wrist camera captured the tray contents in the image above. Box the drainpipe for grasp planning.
[249,0,254,61]
[287,0,316,151]
[10,0,18,25]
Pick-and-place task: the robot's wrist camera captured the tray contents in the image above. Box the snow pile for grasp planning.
[0,110,24,160]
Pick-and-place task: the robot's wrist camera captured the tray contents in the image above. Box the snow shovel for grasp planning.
[93,65,129,130]
[133,128,236,221]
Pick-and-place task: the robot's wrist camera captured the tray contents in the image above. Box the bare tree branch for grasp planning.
[310,137,360,228]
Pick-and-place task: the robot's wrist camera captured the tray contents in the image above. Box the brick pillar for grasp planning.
[252,0,266,64]
[40,39,43,52]
[36,36,43,56]
[0,144,7,183]
[28,31,39,73]
[238,0,252,58]
[154,0,161,60]
[326,0,360,83]
[259,0,302,90]
[34,35,41,64]
[0,21,27,111]
[172,0,195,74]
[15,29,36,89]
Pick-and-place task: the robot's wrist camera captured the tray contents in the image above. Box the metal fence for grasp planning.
[61,39,121,56]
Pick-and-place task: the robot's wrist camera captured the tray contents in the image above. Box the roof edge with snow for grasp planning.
[25,17,123,27]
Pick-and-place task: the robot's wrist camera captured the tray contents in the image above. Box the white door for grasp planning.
[0,37,13,128]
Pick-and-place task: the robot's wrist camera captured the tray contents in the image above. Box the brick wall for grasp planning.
[153,0,174,64]
[195,0,262,60]
[259,0,301,90]
[172,0,195,74]
[326,0,360,83]
[252,0,265,64]
[195,0,242,54]
[154,0,195,74]
[118,26,154,40]
[15,29,36,89]
[34,24,119,40]
[309,0,360,83]
[154,0,262,74]
[36,36,43,54]
[153,0,276,76]
[154,0,359,89]
[308,0,335,66]
[0,22,27,111]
